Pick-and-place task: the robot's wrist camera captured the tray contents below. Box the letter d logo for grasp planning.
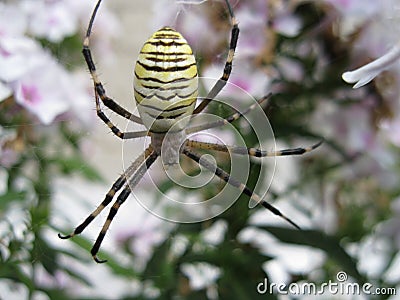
[257,278,268,294]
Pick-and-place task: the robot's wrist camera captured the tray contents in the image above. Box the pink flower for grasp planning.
[0,36,43,82]
[0,2,27,37]
[12,54,70,124]
[235,2,268,57]
[0,1,105,125]
[22,0,77,42]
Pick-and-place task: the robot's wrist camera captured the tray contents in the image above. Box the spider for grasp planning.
[58,0,322,263]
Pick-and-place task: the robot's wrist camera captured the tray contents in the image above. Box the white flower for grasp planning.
[181,262,221,290]
[342,42,400,88]
[200,219,227,245]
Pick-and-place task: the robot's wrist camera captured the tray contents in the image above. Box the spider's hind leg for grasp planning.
[89,150,158,263]
[58,147,158,263]
[185,139,323,157]
[182,147,301,229]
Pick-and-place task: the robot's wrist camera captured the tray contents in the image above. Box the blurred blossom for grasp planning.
[203,60,271,98]
[312,100,373,154]
[21,0,78,43]
[234,2,267,57]
[312,98,398,187]
[275,56,304,82]
[12,53,70,125]
[0,2,27,36]
[238,226,326,281]
[152,0,220,55]
[0,127,20,168]
[356,235,392,279]
[115,207,170,260]
[200,219,227,245]
[339,0,400,88]
[378,197,400,249]
[0,36,44,83]
[0,0,118,125]
[271,5,302,37]
[181,262,221,291]
[380,116,400,147]
[325,0,379,34]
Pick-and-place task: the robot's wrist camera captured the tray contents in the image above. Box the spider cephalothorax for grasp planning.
[58,0,321,263]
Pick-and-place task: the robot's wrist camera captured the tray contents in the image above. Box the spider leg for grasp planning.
[187,93,271,134]
[182,147,300,229]
[193,0,239,114]
[91,150,158,263]
[83,0,142,125]
[186,140,323,157]
[58,147,155,240]
[94,91,149,139]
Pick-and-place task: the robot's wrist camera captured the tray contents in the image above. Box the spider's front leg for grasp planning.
[83,0,143,129]
[194,0,239,114]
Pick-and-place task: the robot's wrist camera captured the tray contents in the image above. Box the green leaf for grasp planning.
[53,156,102,182]
[0,191,27,210]
[32,235,58,276]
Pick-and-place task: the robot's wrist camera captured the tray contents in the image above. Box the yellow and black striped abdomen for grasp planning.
[134,27,198,133]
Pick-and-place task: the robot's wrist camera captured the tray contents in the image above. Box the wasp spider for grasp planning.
[58,0,322,263]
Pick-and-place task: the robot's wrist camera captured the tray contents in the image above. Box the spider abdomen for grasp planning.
[134,27,198,133]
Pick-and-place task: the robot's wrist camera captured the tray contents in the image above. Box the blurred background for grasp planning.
[1,0,400,299]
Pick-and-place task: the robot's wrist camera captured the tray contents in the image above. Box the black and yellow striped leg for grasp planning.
[186,140,323,157]
[58,147,155,241]
[94,91,148,140]
[91,188,131,263]
[182,147,300,229]
[193,0,239,114]
[83,0,143,125]
[187,94,271,134]
[90,150,158,263]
